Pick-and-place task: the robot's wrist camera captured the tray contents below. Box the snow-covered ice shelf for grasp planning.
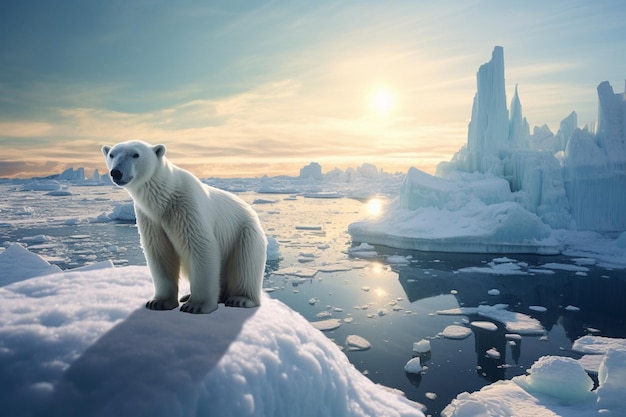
[0,259,424,417]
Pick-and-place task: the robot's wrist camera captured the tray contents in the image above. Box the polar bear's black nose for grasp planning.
[110,169,123,183]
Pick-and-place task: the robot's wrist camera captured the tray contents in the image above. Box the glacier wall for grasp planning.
[442,47,626,233]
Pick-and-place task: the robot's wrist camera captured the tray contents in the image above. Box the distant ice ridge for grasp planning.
[350,46,626,254]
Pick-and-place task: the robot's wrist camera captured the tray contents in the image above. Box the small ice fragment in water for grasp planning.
[471,321,498,331]
[403,357,422,374]
[488,289,500,296]
[565,305,581,311]
[486,348,501,359]
[413,339,431,354]
[442,325,472,339]
[346,335,371,351]
[425,392,437,400]
[310,319,342,331]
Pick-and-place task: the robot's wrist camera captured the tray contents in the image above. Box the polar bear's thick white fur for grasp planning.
[102,140,266,314]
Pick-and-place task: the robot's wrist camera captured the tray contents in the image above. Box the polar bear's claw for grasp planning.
[146,298,178,311]
[225,296,257,308]
[180,301,218,314]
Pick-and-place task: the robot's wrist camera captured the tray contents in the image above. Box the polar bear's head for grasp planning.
[101,141,166,188]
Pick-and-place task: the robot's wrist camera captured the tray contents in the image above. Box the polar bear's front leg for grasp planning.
[179,251,220,314]
[137,211,180,311]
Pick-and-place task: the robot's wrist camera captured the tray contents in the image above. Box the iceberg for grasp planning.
[350,46,626,254]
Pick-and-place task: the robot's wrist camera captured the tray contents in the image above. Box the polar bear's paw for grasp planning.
[225,296,258,308]
[180,300,218,314]
[146,298,179,311]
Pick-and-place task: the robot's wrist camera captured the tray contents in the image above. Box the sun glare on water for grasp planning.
[366,198,383,216]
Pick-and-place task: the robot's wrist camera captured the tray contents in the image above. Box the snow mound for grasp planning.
[442,349,626,417]
[597,348,626,414]
[513,356,594,403]
[0,265,423,417]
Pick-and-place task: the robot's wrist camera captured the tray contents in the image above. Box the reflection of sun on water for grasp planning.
[366,198,383,217]
[373,287,387,298]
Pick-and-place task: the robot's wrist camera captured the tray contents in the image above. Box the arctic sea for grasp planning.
[2,183,625,416]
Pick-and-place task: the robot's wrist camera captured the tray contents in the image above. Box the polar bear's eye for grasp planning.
[109,153,115,158]
[132,153,140,159]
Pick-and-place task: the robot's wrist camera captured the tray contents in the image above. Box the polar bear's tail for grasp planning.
[222,224,267,307]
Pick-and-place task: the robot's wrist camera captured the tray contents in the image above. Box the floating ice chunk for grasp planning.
[540,262,589,272]
[47,190,72,196]
[361,286,370,292]
[412,339,431,354]
[424,392,437,400]
[311,318,342,331]
[109,203,136,221]
[21,235,54,244]
[529,306,547,312]
[597,348,626,414]
[485,348,501,359]
[458,261,528,275]
[317,263,352,273]
[273,267,317,278]
[386,255,411,264]
[477,304,545,335]
[295,225,323,231]
[442,325,472,339]
[303,192,343,199]
[565,305,580,311]
[513,356,594,403]
[308,298,318,305]
[404,357,422,374]
[346,335,371,351]
[348,243,378,258]
[572,335,626,355]
[252,198,276,204]
[0,243,62,285]
[471,321,498,332]
[266,237,281,262]
[487,289,500,296]
[437,307,479,316]
[573,257,596,266]
[438,305,544,334]
[578,354,604,375]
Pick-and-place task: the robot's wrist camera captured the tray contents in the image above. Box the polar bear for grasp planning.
[102,140,266,314]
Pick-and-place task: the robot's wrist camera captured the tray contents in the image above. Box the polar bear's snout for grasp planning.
[110,169,124,184]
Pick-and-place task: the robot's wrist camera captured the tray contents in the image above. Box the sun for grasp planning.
[371,88,395,114]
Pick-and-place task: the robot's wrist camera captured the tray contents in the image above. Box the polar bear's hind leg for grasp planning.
[222,225,266,308]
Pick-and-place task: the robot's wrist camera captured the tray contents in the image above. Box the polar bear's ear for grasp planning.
[102,145,111,157]
[153,144,166,159]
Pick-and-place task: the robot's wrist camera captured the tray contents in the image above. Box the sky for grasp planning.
[1,0,625,179]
